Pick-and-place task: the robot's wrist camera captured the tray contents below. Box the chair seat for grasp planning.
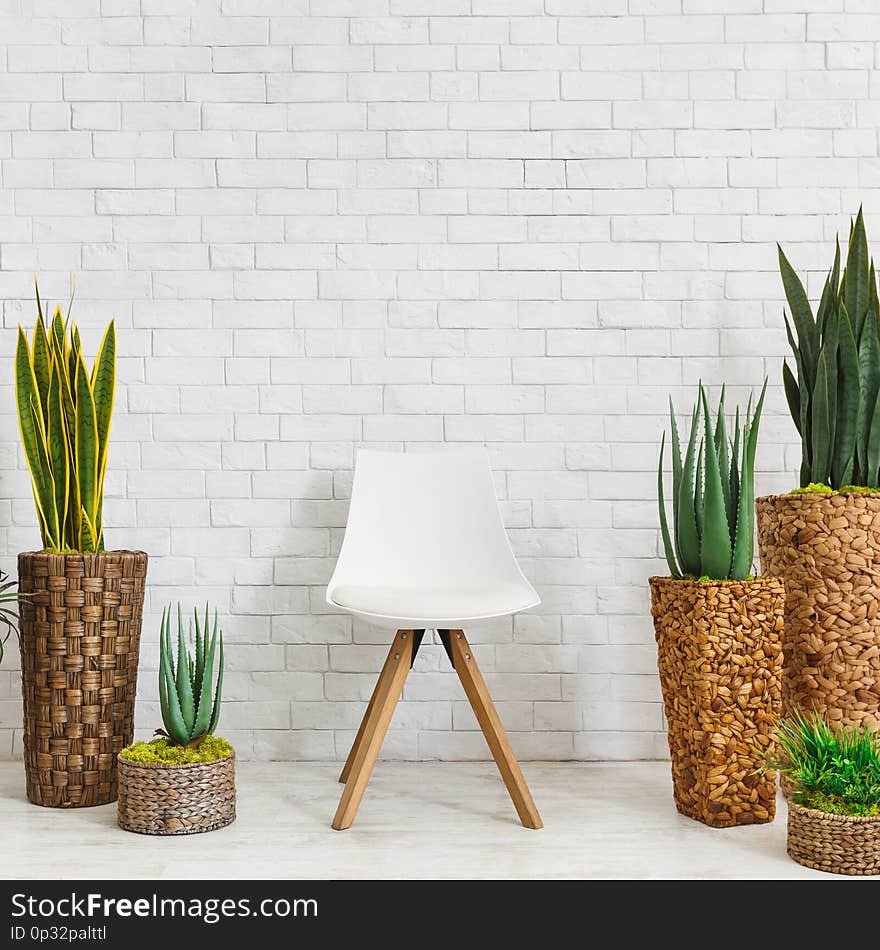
[329,581,540,627]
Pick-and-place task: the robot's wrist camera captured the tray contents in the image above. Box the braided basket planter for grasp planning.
[787,801,880,875]
[17,551,148,808]
[118,751,235,836]
[757,494,880,730]
[649,576,784,828]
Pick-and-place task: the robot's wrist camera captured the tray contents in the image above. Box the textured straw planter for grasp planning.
[117,751,235,836]
[757,493,880,730]
[649,576,785,828]
[17,551,148,807]
[787,801,880,875]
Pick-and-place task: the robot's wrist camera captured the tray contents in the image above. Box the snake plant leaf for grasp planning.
[699,387,733,580]
[208,634,224,736]
[783,361,801,434]
[32,316,51,419]
[811,348,832,485]
[91,320,115,484]
[15,329,58,549]
[30,397,59,549]
[834,303,860,487]
[824,305,839,461]
[779,243,818,386]
[668,398,684,570]
[730,379,767,580]
[175,604,195,736]
[34,276,44,322]
[868,391,880,486]
[676,401,701,577]
[47,367,69,541]
[845,207,870,341]
[74,354,99,537]
[657,432,681,577]
[855,310,880,484]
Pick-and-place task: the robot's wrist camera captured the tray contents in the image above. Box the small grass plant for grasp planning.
[769,710,880,818]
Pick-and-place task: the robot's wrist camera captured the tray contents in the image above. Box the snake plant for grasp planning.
[780,207,880,488]
[658,381,767,581]
[158,604,224,749]
[0,571,18,664]
[14,281,116,553]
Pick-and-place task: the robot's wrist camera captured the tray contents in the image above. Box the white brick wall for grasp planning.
[0,3,870,761]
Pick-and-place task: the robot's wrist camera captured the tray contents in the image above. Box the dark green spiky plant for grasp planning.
[780,207,880,488]
[157,603,224,750]
[0,571,18,664]
[769,711,880,817]
[658,380,767,581]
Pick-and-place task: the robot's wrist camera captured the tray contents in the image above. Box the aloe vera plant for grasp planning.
[14,281,116,553]
[780,207,880,488]
[158,604,224,749]
[658,381,767,581]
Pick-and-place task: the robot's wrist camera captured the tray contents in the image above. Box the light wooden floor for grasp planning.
[1,761,834,879]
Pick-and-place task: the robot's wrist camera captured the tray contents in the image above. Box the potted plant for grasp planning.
[117,604,234,836]
[771,712,879,875]
[650,380,785,828]
[15,284,148,807]
[757,208,880,731]
[0,571,19,664]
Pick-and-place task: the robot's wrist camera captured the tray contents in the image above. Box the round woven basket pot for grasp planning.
[756,493,880,730]
[649,575,785,828]
[787,801,880,875]
[17,551,148,808]
[117,751,235,836]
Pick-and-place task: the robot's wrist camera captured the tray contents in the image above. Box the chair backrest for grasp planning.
[328,448,528,592]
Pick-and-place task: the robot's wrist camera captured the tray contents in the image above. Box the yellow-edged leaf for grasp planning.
[32,315,51,418]
[47,364,69,544]
[74,353,98,530]
[15,328,58,550]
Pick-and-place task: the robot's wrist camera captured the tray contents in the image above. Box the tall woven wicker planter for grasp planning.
[757,494,880,730]
[649,576,785,828]
[117,752,235,835]
[787,801,880,875]
[17,551,148,808]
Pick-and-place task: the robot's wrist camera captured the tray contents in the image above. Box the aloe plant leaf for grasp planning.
[668,398,684,570]
[694,438,704,542]
[161,625,190,747]
[658,433,681,577]
[192,620,218,739]
[714,388,732,528]
[208,632,224,736]
[699,386,733,580]
[731,379,767,579]
[676,401,701,577]
[176,604,195,736]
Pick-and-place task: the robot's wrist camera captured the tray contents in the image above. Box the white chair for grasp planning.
[327,447,542,830]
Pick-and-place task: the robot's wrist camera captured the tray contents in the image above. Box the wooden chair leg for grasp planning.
[445,629,543,830]
[332,630,414,831]
[339,629,424,784]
